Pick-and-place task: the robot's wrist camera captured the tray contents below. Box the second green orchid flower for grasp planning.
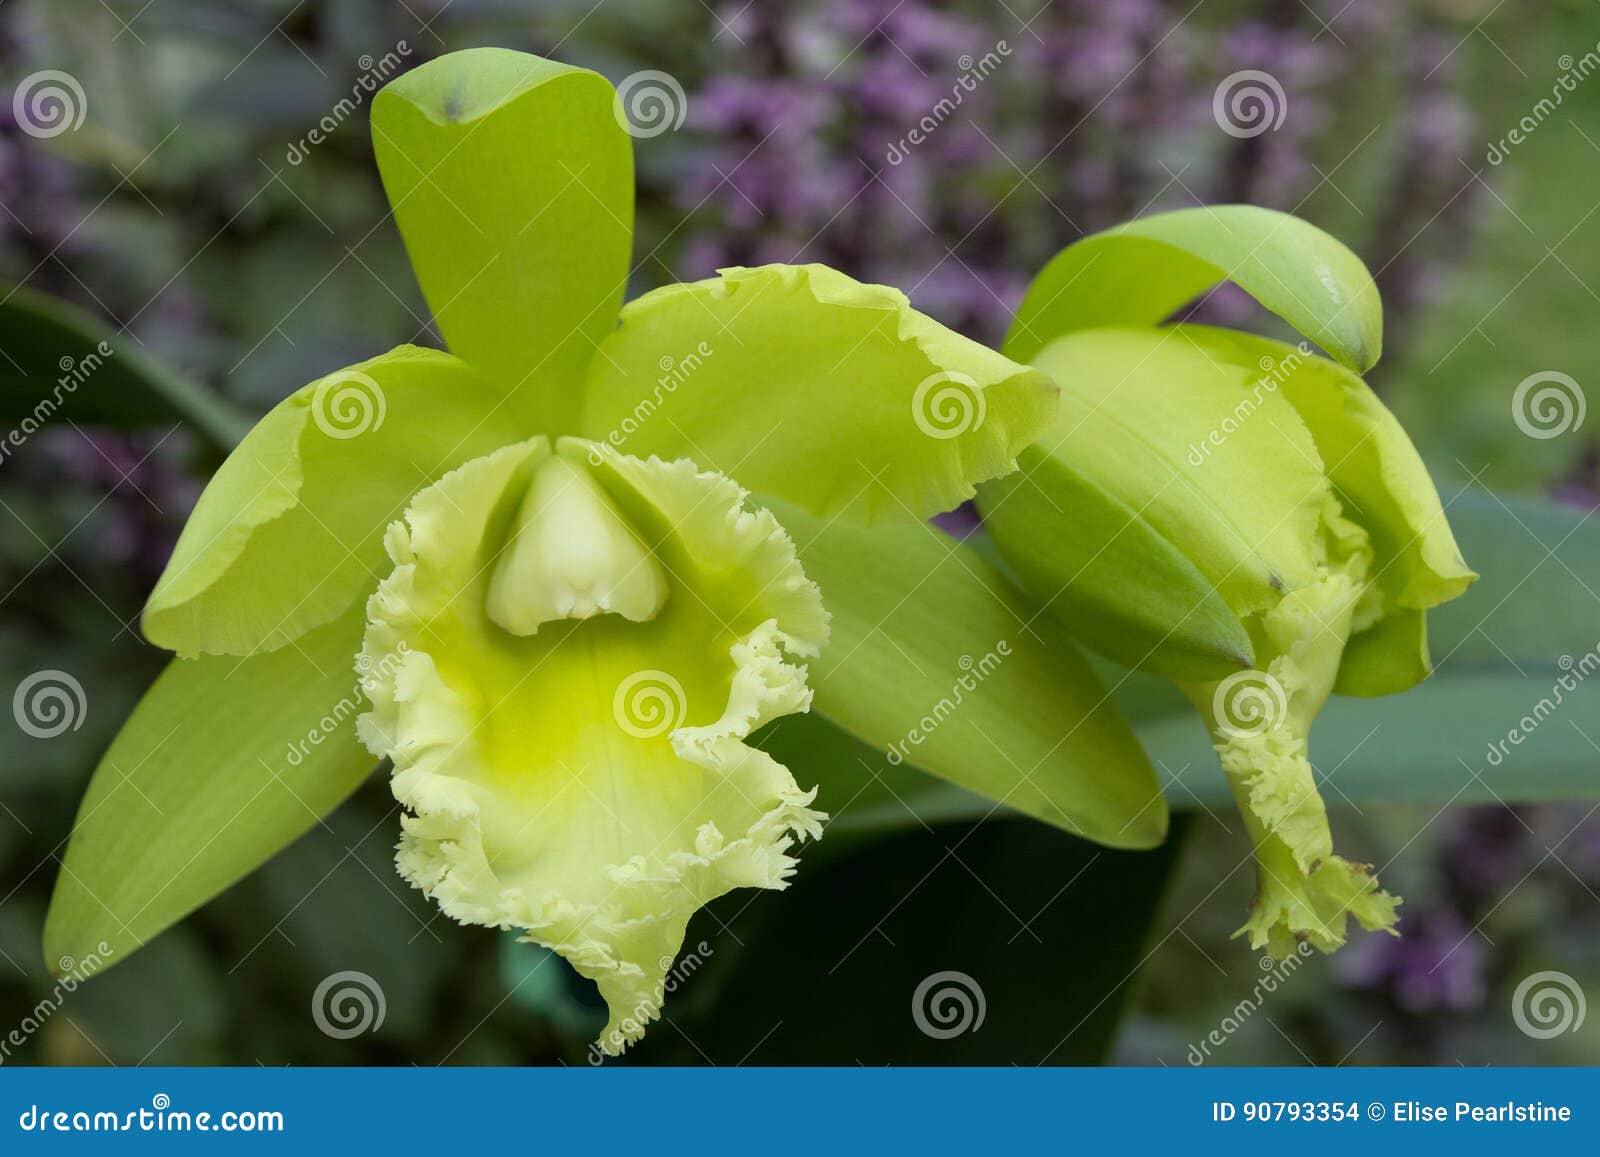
[979,206,1477,957]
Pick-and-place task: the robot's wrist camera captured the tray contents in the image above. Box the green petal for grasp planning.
[142,345,522,657]
[1005,205,1383,373]
[771,498,1167,850]
[1199,328,1473,605]
[979,450,1254,681]
[981,326,1334,677]
[1335,608,1431,697]
[44,608,375,972]
[1048,327,1333,599]
[1162,326,1474,695]
[579,264,1057,525]
[358,437,827,1055]
[756,711,994,848]
[373,49,632,428]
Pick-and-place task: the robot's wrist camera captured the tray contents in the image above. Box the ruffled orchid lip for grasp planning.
[357,436,829,1054]
[1188,504,1400,957]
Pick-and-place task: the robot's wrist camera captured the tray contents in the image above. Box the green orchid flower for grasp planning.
[979,206,1477,957]
[44,48,1118,1056]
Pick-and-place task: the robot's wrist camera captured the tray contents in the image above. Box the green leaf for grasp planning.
[630,813,1192,1065]
[0,283,251,450]
[372,48,633,431]
[771,499,1167,849]
[1005,205,1383,373]
[44,608,376,974]
[243,805,455,1043]
[142,345,522,656]
[1427,487,1600,671]
[1143,672,1600,808]
[581,265,1058,525]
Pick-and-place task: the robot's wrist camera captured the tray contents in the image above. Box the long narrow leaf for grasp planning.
[0,283,251,450]
[44,609,377,972]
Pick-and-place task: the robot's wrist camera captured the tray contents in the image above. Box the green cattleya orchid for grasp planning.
[45,48,1077,1056]
[979,206,1477,957]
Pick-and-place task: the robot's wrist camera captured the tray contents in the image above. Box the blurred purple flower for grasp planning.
[1338,907,1488,1012]
[1442,805,1534,904]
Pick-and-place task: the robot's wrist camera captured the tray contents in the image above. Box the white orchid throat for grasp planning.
[356,436,828,1054]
